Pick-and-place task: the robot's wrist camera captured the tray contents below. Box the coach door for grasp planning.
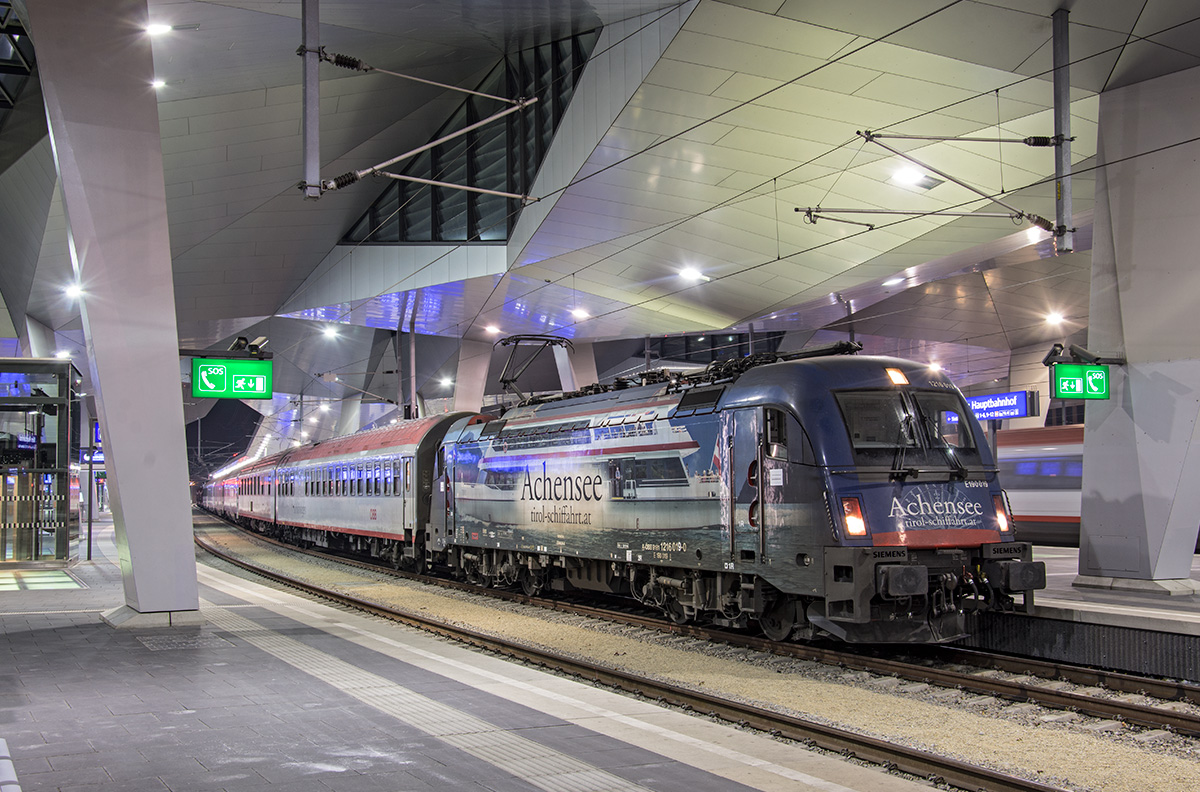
[727,407,765,564]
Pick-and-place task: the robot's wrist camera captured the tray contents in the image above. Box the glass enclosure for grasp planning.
[0,359,81,564]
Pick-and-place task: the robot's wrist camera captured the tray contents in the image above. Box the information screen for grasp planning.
[1052,363,1110,400]
[191,357,273,399]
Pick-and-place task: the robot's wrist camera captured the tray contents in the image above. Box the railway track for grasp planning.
[194,519,1077,792]
[194,515,1200,741]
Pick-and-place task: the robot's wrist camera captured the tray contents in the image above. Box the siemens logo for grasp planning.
[872,549,908,559]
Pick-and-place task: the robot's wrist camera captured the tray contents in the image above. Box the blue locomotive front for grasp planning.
[435,349,1046,643]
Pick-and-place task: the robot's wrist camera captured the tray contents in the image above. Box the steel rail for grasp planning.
[195,515,1200,739]
[193,525,1068,792]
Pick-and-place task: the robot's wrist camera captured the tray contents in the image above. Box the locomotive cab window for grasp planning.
[836,390,983,470]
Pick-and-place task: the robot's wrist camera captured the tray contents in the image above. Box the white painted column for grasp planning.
[24,0,201,622]
[564,341,599,391]
[334,395,364,437]
[453,340,491,413]
[1079,64,1200,592]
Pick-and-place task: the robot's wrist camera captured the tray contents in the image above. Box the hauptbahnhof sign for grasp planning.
[947,390,1038,423]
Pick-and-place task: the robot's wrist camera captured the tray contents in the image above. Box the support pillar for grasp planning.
[335,395,363,437]
[453,340,491,413]
[559,341,598,392]
[22,0,201,623]
[1077,64,1200,594]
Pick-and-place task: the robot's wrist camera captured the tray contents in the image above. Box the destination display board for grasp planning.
[1052,363,1110,400]
[191,357,273,399]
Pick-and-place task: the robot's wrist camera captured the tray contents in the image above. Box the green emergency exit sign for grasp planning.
[1052,363,1110,400]
[191,358,273,399]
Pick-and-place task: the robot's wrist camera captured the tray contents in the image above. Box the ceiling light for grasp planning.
[570,308,589,319]
[65,283,82,299]
[319,404,330,413]
[151,79,166,89]
[890,167,943,191]
[323,326,338,338]
[929,362,942,372]
[54,350,71,359]
[146,23,173,35]
[485,325,499,333]
[300,431,309,439]
[440,377,452,387]
[309,416,318,424]
[680,267,710,282]
[1046,312,1064,325]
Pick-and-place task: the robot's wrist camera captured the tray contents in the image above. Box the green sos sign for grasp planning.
[191,358,273,399]
[1052,363,1110,400]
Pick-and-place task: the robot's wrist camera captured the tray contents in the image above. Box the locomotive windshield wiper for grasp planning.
[917,412,968,480]
[891,416,918,481]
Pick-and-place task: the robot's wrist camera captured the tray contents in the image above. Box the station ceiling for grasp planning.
[4,0,1200,416]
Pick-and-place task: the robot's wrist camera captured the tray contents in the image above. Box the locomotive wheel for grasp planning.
[759,597,796,642]
[519,568,544,596]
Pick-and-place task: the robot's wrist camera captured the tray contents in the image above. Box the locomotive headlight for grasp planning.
[993,495,1011,532]
[885,367,909,385]
[841,497,868,536]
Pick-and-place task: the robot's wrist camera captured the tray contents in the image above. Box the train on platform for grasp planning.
[201,343,1046,644]
[996,425,1200,552]
[995,425,1084,547]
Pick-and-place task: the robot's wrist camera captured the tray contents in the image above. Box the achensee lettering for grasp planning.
[521,461,603,502]
[889,494,983,518]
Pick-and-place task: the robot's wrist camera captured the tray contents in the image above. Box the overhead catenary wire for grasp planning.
[278,6,1200,388]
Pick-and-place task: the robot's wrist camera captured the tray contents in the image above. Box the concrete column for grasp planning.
[23,316,56,358]
[566,341,599,390]
[453,340,491,413]
[552,346,576,392]
[1078,64,1200,593]
[23,0,201,623]
[334,395,364,437]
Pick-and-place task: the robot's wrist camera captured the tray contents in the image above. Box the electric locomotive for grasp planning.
[427,344,1045,643]
[203,344,1045,643]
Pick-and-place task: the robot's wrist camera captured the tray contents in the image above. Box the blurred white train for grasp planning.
[995,426,1083,546]
[996,425,1200,551]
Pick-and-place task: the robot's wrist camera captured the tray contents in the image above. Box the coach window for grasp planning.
[405,459,412,492]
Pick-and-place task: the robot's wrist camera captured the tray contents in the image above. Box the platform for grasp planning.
[0,516,937,792]
[1033,545,1200,637]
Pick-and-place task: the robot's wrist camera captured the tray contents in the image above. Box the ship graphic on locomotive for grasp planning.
[202,343,1045,643]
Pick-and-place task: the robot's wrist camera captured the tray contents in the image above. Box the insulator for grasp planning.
[1026,213,1055,233]
[1023,135,1056,147]
[330,52,369,71]
[329,172,360,190]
